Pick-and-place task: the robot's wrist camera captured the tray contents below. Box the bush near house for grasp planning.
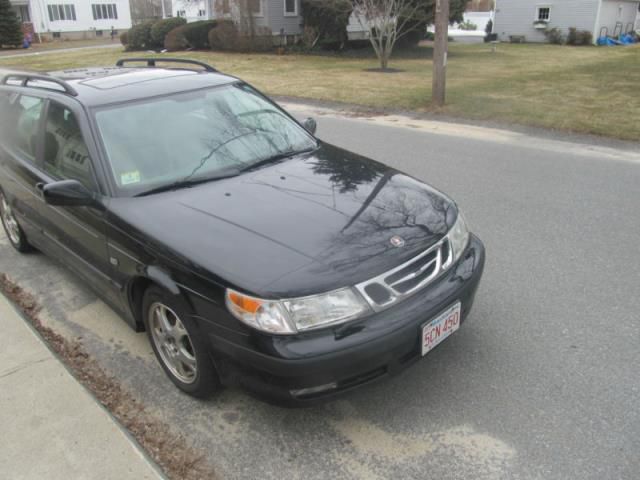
[208,21,238,51]
[208,21,272,52]
[0,0,23,48]
[150,17,186,48]
[166,21,219,51]
[300,0,352,50]
[544,27,564,44]
[125,20,155,50]
[459,20,478,31]
[164,24,188,51]
[398,0,467,48]
[182,20,218,49]
[485,19,493,35]
[567,27,593,46]
[125,18,215,51]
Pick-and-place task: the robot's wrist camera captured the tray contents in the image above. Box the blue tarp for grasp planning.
[597,33,638,46]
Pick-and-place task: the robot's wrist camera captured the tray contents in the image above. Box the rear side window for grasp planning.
[43,101,96,190]
[0,93,44,163]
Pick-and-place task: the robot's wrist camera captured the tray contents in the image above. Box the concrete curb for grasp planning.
[0,292,168,480]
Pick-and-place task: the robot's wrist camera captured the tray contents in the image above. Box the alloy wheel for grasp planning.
[148,302,198,384]
[1,194,21,246]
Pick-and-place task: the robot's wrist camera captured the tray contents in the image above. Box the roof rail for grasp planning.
[0,73,78,96]
[115,58,217,72]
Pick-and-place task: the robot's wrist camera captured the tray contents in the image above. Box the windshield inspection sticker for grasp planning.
[121,171,141,185]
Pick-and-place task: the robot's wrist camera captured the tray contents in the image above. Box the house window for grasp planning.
[199,9,206,17]
[284,0,297,16]
[92,4,119,20]
[15,5,31,23]
[47,4,77,21]
[43,102,96,192]
[536,6,550,21]
[0,95,45,164]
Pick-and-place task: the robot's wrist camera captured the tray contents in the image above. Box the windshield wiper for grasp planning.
[134,169,240,197]
[239,147,317,173]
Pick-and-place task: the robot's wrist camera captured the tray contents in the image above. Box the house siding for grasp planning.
[347,10,369,40]
[597,0,639,36]
[265,0,302,35]
[11,0,132,38]
[172,0,207,22]
[173,0,301,36]
[494,0,600,42]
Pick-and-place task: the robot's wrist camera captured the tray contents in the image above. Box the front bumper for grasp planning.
[204,234,485,405]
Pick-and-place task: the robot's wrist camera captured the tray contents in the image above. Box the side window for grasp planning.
[0,93,44,163]
[43,102,96,190]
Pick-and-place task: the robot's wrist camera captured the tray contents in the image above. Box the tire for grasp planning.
[142,285,220,398]
[0,190,34,253]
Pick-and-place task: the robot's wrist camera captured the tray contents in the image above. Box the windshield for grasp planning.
[94,83,316,195]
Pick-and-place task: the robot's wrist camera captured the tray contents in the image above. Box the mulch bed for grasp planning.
[363,67,405,73]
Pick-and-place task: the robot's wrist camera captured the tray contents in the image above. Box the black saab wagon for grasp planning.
[0,59,485,404]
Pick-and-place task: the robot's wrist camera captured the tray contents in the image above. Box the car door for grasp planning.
[0,90,47,242]
[33,98,121,306]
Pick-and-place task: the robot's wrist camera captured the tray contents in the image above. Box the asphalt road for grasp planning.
[1,105,639,480]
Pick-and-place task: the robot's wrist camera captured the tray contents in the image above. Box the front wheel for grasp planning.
[143,285,220,398]
[0,191,33,253]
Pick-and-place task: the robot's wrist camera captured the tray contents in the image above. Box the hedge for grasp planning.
[182,20,218,49]
[150,17,186,49]
[164,24,188,51]
[125,20,155,50]
[208,21,273,52]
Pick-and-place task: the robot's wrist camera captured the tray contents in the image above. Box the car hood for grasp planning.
[107,143,457,297]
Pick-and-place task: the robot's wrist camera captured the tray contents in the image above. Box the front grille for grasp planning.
[356,239,451,311]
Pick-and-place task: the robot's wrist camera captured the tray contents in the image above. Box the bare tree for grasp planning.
[352,0,422,70]
[129,0,165,23]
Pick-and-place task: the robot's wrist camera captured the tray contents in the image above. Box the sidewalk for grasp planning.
[0,293,165,480]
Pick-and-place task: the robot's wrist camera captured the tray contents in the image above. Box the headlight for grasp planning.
[226,287,370,335]
[447,211,470,265]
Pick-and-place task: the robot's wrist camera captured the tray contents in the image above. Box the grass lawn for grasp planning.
[0,38,117,56]
[1,42,638,140]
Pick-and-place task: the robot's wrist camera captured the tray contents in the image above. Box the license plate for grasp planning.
[421,302,461,356]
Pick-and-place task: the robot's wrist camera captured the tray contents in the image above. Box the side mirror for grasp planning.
[42,180,102,209]
[303,117,317,135]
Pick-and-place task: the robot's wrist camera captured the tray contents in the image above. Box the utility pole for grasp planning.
[431,0,450,107]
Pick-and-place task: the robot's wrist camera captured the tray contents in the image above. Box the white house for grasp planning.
[494,0,640,43]
[10,0,132,41]
[170,0,302,39]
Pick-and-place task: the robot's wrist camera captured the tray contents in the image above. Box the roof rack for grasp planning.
[115,58,218,73]
[0,73,78,96]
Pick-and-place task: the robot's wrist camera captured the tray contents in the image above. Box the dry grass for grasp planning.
[1,42,639,140]
[0,38,116,56]
[0,273,217,480]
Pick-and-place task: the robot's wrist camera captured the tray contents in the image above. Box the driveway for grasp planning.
[1,106,639,480]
